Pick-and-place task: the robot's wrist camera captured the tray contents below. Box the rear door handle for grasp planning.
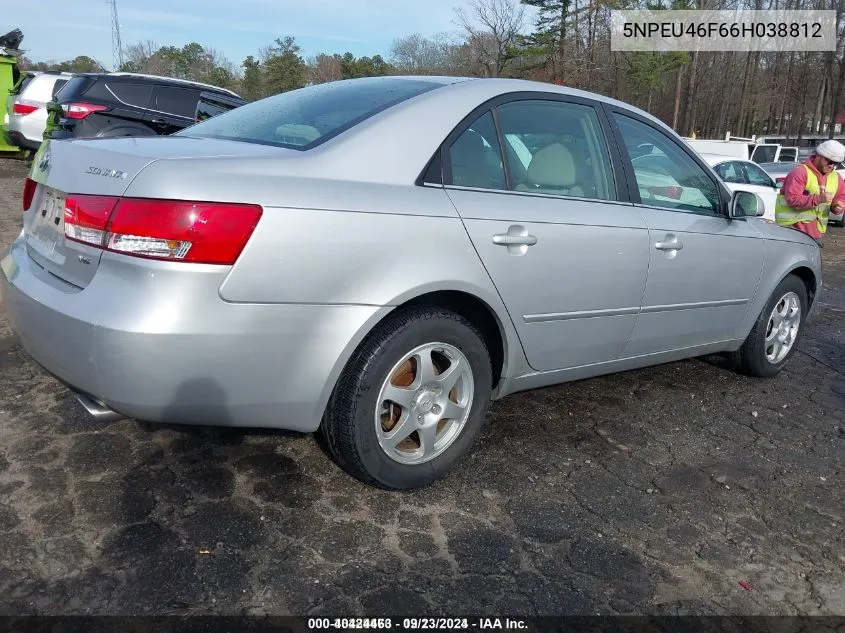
[493,234,538,246]
[492,224,537,256]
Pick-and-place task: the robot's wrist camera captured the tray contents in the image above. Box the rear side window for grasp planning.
[714,161,744,183]
[496,99,615,201]
[196,94,238,121]
[51,79,68,99]
[155,86,200,119]
[445,110,506,190]
[106,82,153,109]
[178,77,443,149]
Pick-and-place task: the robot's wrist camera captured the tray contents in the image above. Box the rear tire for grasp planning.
[320,306,493,490]
[730,274,807,378]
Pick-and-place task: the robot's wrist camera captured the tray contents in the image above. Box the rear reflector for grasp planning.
[62,103,109,119]
[63,195,263,265]
[23,178,37,212]
[13,102,39,115]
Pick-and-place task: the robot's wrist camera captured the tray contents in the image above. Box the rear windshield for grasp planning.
[176,77,443,150]
[12,73,35,96]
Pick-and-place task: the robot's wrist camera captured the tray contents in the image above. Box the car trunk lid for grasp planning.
[24,137,280,288]
[24,140,160,289]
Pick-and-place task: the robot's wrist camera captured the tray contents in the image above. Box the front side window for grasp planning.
[496,99,615,200]
[744,162,776,187]
[444,110,506,190]
[614,114,721,214]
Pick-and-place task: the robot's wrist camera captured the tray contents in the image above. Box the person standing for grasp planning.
[775,139,845,248]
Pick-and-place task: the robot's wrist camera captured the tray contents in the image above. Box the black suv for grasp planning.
[45,72,245,141]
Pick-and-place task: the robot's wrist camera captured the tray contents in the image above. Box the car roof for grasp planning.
[116,75,707,187]
[75,71,243,99]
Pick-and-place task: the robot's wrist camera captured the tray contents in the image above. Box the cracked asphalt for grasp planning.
[0,157,843,617]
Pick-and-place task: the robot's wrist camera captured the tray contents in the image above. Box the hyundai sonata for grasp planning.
[0,76,823,489]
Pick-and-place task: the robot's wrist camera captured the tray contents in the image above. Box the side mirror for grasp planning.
[729,190,765,218]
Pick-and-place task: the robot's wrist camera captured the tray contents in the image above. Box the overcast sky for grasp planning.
[6,0,532,68]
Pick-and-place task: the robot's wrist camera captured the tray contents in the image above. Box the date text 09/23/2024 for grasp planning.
[307,618,528,630]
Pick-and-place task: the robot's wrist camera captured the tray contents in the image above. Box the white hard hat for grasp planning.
[815,139,845,163]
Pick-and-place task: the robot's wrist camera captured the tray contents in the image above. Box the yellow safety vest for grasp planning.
[775,164,838,234]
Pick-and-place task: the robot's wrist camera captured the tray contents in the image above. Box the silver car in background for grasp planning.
[0,76,823,490]
[6,70,74,150]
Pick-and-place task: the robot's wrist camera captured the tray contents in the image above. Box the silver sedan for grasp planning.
[0,76,823,489]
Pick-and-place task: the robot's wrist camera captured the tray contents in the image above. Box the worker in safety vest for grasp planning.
[775,139,845,248]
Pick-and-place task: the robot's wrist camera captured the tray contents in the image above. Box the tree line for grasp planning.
[18,0,845,141]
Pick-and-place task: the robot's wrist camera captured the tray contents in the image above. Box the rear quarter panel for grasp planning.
[123,158,533,389]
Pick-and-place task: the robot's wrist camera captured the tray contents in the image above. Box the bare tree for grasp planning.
[390,32,470,74]
[308,53,343,83]
[453,0,526,77]
[121,40,159,71]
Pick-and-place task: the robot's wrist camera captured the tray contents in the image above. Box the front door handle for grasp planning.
[655,236,683,251]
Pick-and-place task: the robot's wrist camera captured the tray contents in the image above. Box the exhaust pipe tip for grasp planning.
[74,393,126,423]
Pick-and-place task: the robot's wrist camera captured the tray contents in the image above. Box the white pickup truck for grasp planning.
[684,137,799,164]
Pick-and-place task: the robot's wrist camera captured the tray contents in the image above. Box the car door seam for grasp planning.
[441,187,532,374]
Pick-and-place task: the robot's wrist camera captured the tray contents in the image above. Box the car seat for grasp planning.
[515,142,585,197]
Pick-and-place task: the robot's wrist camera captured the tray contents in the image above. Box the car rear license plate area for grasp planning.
[25,187,67,264]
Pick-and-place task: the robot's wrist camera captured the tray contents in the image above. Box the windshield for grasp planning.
[176,77,444,150]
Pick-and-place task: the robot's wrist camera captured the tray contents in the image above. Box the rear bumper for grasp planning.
[1,236,386,432]
[6,129,40,150]
[7,113,46,149]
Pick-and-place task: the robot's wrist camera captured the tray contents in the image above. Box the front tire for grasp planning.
[731,274,807,377]
[320,306,493,490]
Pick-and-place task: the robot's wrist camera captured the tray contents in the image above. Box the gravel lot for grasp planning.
[0,156,843,617]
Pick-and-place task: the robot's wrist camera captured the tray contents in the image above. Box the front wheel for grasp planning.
[731,274,808,377]
[320,306,493,490]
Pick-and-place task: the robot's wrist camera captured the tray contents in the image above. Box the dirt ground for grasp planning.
[0,156,842,617]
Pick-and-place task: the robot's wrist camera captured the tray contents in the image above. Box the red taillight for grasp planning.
[23,178,37,212]
[62,195,263,265]
[776,177,785,182]
[63,194,120,247]
[62,103,108,119]
[13,102,39,115]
